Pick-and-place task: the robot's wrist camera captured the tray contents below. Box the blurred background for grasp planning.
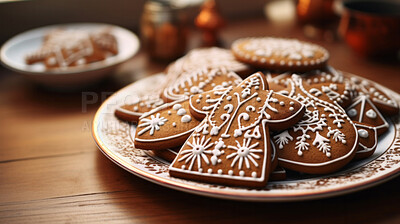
[0,0,266,45]
[0,0,399,87]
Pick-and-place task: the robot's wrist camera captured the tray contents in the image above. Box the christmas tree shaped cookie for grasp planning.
[169,72,305,187]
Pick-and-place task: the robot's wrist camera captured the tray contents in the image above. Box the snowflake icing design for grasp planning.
[327,127,346,144]
[137,113,168,136]
[274,130,293,149]
[313,131,331,157]
[178,136,214,171]
[226,138,263,170]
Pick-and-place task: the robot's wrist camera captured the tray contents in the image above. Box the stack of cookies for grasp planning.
[115,38,399,188]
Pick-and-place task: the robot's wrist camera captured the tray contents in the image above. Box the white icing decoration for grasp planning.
[227,138,262,169]
[297,150,303,156]
[178,136,214,170]
[173,104,182,110]
[210,126,220,135]
[137,113,168,136]
[177,108,186,116]
[224,104,234,113]
[327,127,346,144]
[244,126,261,139]
[366,109,377,119]
[274,130,293,149]
[190,86,200,94]
[172,122,177,127]
[181,115,192,123]
[210,138,225,165]
[309,88,322,97]
[358,129,369,138]
[312,131,331,157]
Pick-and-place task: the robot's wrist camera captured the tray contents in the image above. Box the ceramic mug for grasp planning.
[338,0,400,56]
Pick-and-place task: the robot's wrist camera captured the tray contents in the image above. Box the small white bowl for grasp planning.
[0,23,140,88]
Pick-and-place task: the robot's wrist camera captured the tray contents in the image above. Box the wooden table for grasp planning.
[1,18,400,224]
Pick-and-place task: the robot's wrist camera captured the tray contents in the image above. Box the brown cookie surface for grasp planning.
[231,37,329,72]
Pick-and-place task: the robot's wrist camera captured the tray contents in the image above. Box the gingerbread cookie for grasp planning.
[134,99,201,150]
[169,72,305,187]
[231,37,329,72]
[25,28,118,69]
[165,47,254,84]
[346,95,389,135]
[273,74,359,174]
[268,66,345,91]
[115,94,164,123]
[268,68,354,109]
[302,66,345,86]
[161,67,242,102]
[347,76,399,116]
[152,139,286,181]
[353,122,378,160]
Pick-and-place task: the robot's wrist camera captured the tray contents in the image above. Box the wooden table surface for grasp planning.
[1,18,400,224]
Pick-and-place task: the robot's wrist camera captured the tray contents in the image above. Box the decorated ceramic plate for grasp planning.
[92,73,400,201]
[0,23,139,88]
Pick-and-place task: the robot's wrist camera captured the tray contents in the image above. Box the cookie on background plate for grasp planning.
[165,47,254,84]
[161,67,242,102]
[169,72,305,187]
[26,29,118,69]
[231,37,329,72]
